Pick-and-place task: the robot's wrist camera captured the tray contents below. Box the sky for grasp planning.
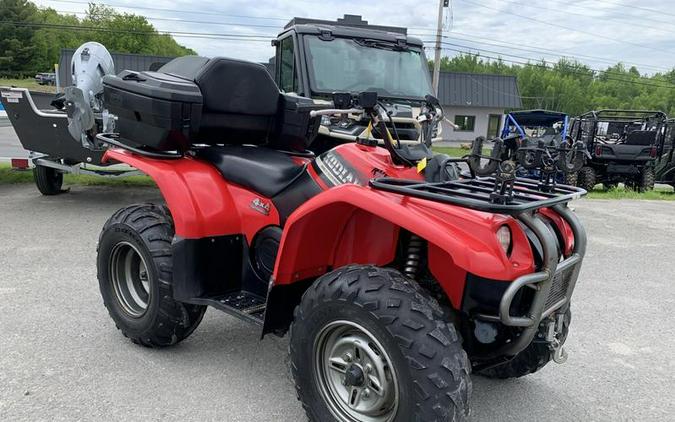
[33,0,675,75]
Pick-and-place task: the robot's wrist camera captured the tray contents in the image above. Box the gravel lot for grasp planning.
[0,183,673,421]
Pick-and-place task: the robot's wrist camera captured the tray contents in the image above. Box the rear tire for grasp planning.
[289,265,471,422]
[577,166,596,192]
[33,164,64,195]
[478,308,571,379]
[97,203,206,347]
[638,167,655,192]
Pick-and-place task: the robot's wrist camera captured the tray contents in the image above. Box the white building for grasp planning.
[437,72,522,142]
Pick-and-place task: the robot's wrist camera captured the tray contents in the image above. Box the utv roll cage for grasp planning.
[571,109,667,144]
[656,118,675,186]
[501,109,569,143]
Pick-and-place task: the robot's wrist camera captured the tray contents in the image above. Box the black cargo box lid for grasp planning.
[103,70,202,104]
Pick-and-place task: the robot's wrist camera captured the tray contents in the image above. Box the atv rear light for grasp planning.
[496,225,512,256]
[650,146,657,158]
[594,145,602,156]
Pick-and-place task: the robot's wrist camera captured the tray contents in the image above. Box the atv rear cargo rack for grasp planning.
[369,176,586,215]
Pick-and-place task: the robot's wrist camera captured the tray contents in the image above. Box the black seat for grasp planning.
[196,145,304,198]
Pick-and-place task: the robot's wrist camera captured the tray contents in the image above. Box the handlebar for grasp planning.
[310,108,364,118]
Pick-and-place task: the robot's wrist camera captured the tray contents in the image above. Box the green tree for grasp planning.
[0,0,40,74]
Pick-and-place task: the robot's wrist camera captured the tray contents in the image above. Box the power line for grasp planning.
[49,6,675,74]
[428,45,675,90]
[41,0,289,21]
[50,9,284,30]
[32,1,675,76]
[0,21,274,41]
[409,30,672,73]
[587,0,675,19]
[457,0,675,56]
[492,0,675,30]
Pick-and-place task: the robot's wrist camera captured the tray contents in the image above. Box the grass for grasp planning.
[432,146,468,157]
[586,185,674,200]
[0,78,57,93]
[0,163,155,187]
[2,154,673,200]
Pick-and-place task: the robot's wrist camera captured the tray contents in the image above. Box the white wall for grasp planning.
[440,106,505,142]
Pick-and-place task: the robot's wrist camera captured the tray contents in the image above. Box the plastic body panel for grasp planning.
[104,142,573,315]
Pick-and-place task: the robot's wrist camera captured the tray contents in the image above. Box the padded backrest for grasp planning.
[625,130,656,146]
[159,56,281,116]
[195,58,280,116]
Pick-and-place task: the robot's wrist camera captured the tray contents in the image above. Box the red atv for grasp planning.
[94,57,587,421]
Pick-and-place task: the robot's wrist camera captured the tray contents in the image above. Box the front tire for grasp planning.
[33,164,64,195]
[289,265,471,422]
[97,203,206,347]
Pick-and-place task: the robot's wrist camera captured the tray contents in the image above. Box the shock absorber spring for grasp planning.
[403,235,423,280]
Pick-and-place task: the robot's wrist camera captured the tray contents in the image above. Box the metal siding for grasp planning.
[436,71,522,109]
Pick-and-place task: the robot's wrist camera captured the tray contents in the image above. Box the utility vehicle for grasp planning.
[270,14,441,153]
[92,52,587,421]
[655,118,675,187]
[569,109,667,191]
[466,110,586,189]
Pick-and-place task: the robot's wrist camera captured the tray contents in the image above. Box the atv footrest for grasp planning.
[189,291,266,325]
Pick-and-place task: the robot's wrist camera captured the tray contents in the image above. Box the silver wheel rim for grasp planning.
[110,241,151,318]
[314,320,399,422]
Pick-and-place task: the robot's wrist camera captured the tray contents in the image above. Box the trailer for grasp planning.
[0,42,142,195]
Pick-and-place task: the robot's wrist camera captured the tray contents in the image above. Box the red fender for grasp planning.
[102,149,280,240]
[273,184,535,308]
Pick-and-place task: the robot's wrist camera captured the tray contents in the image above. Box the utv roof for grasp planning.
[508,109,567,126]
[282,14,424,47]
[579,109,667,121]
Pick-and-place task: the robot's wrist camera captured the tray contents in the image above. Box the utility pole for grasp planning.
[431,0,447,96]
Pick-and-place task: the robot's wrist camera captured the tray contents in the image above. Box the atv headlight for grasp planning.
[321,115,332,126]
[496,225,512,256]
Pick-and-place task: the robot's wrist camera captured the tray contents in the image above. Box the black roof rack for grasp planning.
[370,177,586,215]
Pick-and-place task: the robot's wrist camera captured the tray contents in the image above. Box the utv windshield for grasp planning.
[304,36,432,100]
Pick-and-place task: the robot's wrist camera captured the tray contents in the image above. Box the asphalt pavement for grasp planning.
[0,183,673,421]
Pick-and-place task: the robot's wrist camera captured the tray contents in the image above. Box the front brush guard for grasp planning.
[475,204,587,357]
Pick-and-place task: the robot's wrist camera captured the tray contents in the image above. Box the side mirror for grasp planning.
[424,94,441,108]
[358,91,378,109]
[332,92,353,109]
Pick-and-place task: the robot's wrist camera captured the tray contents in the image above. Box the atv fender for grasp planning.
[272,184,535,307]
[102,149,280,239]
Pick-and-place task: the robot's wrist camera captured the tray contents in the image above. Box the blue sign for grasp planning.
[0,103,4,111]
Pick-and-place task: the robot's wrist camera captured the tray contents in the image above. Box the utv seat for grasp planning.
[196,145,304,198]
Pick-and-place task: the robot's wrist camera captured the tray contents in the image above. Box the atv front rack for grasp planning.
[369,176,586,215]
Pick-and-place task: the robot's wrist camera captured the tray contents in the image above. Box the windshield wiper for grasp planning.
[354,38,410,51]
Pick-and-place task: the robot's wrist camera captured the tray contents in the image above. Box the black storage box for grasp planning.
[103,70,203,151]
[104,56,322,152]
[271,95,323,152]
